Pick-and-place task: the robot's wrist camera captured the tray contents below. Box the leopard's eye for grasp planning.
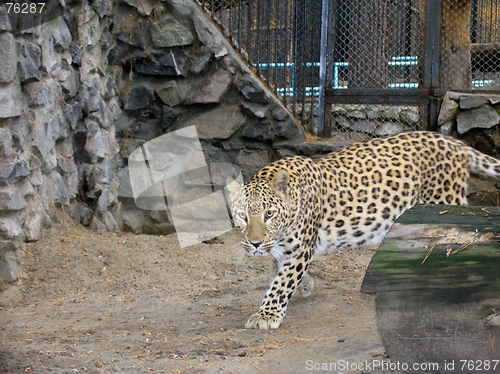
[265,210,274,219]
[237,212,247,221]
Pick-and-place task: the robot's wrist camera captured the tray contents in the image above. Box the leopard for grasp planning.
[226,131,500,329]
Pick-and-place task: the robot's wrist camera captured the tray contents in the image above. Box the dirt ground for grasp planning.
[0,220,402,374]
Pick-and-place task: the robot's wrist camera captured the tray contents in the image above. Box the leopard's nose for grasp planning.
[250,240,263,249]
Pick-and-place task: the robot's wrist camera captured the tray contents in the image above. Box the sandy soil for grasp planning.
[0,221,402,374]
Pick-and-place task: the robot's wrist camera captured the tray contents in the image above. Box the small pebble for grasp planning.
[238,351,247,357]
[338,338,345,343]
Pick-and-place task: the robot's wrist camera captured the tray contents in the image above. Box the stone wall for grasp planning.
[111,0,305,235]
[438,92,500,155]
[0,0,305,288]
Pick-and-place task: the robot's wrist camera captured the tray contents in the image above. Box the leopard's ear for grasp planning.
[225,177,241,202]
[270,169,290,199]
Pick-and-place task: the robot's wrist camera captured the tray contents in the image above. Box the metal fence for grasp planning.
[199,0,500,138]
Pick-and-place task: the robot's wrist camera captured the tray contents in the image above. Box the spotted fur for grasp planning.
[226,131,500,329]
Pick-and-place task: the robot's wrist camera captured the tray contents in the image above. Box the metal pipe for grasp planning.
[317,0,329,136]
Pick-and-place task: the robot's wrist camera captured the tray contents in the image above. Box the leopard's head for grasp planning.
[226,169,291,257]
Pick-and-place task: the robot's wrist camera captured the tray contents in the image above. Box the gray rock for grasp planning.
[24,214,42,242]
[102,211,120,232]
[0,5,11,31]
[273,107,288,121]
[41,16,72,49]
[456,105,500,135]
[0,158,16,183]
[78,7,103,48]
[41,150,57,173]
[400,109,419,125]
[489,96,500,105]
[241,122,274,141]
[116,15,151,48]
[236,149,270,169]
[161,105,182,129]
[0,157,30,183]
[0,82,23,118]
[50,170,69,206]
[0,32,17,83]
[85,119,106,163]
[367,109,383,120]
[81,74,101,113]
[151,13,194,48]
[74,203,94,226]
[51,108,70,141]
[40,32,62,75]
[90,99,114,129]
[156,81,184,107]
[189,70,232,104]
[133,49,189,76]
[117,167,134,198]
[191,51,213,75]
[274,120,306,143]
[108,98,123,120]
[0,240,17,283]
[184,105,246,140]
[375,122,404,136]
[191,8,226,55]
[124,0,155,15]
[63,102,84,130]
[58,68,79,98]
[235,75,269,104]
[346,110,366,120]
[335,116,351,130]
[17,39,42,83]
[459,95,489,110]
[437,93,459,126]
[90,216,107,232]
[0,218,23,239]
[351,120,376,134]
[439,121,454,135]
[209,163,241,186]
[124,85,156,111]
[0,128,13,157]
[15,159,30,179]
[242,101,269,119]
[0,186,26,210]
[382,107,400,121]
[80,43,105,80]
[24,80,50,107]
[31,109,55,159]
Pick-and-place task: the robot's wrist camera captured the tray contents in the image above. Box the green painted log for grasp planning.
[362,204,500,373]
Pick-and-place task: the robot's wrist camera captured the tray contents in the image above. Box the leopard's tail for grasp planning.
[467,147,500,179]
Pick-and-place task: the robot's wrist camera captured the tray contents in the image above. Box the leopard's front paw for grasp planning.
[245,311,282,329]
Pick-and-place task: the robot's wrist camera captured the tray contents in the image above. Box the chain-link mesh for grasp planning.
[324,0,426,138]
[200,0,500,138]
[200,0,323,130]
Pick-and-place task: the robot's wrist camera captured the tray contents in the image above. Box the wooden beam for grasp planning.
[362,204,500,369]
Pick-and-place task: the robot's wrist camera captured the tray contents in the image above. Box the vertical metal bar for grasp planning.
[284,0,290,108]
[257,1,261,68]
[248,1,253,65]
[292,0,298,116]
[274,0,280,97]
[317,0,330,136]
[266,0,271,84]
[423,0,441,89]
[423,0,441,130]
[237,0,242,50]
[404,0,413,84]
